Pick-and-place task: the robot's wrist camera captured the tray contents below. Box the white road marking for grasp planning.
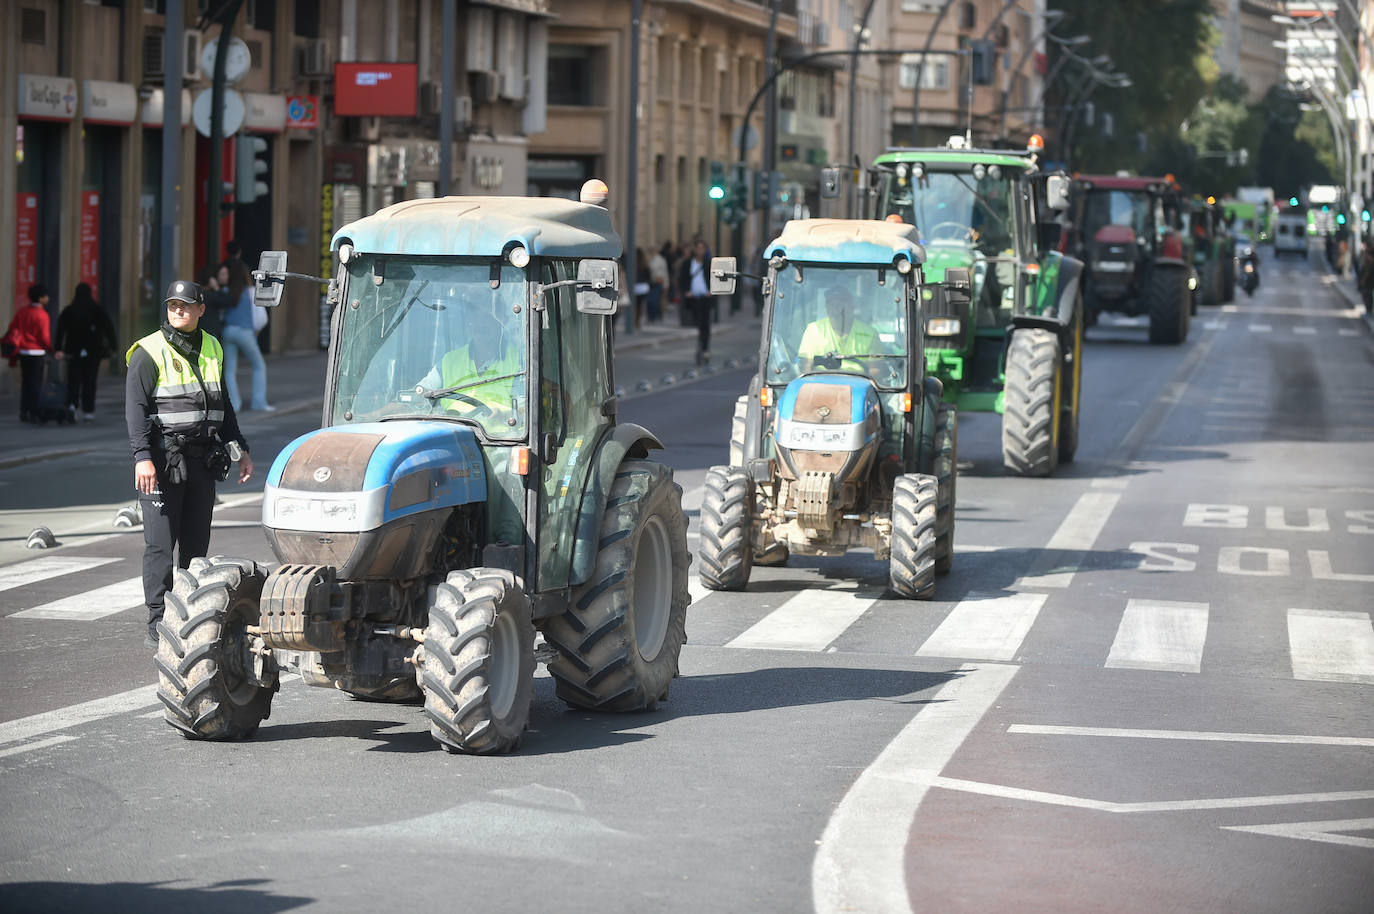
[1090,478,1130,489]
[1015,492,1121,588]
[688,575,711,608]
[0,684,159,747]
[1338,328,1360,337]
[1248,324,1273,333]
[1287,608,1374,684]
[0,556,120,594]
[930,778,1374,813]
[917,592,1047,661]
[812,664,1018,914]
[11,576,145,621]
[0,734,78,760]
[1308,550,1374,583]
[1105,600,1209,673]
[1201,320,1226,330]
[955,544,1001,553]
[725,585,878,652]
[1292,326,1317,335]
[1222,818,1374,850]
[1007,725,1374,748]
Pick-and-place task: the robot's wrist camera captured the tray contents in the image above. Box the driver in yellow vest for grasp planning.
[417,311,523,423]
[126,280,253,650]
[797,286,877,373]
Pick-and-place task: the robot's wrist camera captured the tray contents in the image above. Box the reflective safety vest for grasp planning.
[126,330,226,436]
[797,315,877,360]
[438,344,522,415]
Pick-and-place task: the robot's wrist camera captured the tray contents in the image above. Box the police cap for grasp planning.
[164,280,202,305]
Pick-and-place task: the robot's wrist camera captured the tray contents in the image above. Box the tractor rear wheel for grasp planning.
[890,474,938,599]
[156,557,277,740]
[698,465,754,590]
[1059,301,1084,464]
[933,406,957,575]
[545,460,689,712]
[1148,264,1190,344]
[1002,328,1062,477]
[422,568,535,754]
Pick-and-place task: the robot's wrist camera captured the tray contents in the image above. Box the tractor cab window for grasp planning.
[1082,190,1150,239]
[766,264,908,390]
[331,257,529,440]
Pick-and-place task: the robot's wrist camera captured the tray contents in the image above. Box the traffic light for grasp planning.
[1321,204,1329,212]
[753,170,778,210]
[970,39,996,86]
[1289,196,1300,207]
[1362,209,1371,223]
[235,133,269,204]
[1336,213,1346,225]
[708,160,726,201]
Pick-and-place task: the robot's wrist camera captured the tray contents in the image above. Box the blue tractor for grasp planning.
[154,187,690,754]
[698,219,958,599]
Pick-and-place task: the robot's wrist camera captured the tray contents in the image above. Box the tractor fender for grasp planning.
[569,423,665,586]
[1011,254,1083,339]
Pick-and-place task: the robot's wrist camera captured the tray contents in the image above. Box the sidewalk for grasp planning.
[1321,261,1374,334]
[0,299,755,471]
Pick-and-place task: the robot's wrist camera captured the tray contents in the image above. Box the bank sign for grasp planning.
[18,74,78,121]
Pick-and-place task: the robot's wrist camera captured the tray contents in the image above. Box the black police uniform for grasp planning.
[126,280,249,646]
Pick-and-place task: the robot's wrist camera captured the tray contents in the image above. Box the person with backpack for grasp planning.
[3,284,60,423]
[55,282,118,422]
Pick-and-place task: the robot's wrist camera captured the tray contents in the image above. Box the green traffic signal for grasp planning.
[1321,204,1329,212]
[708,160,726,201]
[1336,213,1346,225]
[1290,196,1300,206]
[1363,210,1371,222]
[708,185,726,200]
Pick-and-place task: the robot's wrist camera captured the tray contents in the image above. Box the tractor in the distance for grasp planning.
[699,219,957,599]
[154,185,690,755]
[872,136,1085,477]
[1069,174,1193,344]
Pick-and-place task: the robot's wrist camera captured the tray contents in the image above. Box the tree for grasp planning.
[1253,85,1335,199]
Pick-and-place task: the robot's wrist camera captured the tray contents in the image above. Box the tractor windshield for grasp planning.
[331,256,529,440]
[883,169,1018,259]
[1081,190,1150,238]
[765,264,909,389]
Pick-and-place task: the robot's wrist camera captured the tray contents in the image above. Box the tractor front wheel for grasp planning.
[545,460,689,712]
[1002,328,1062,477]
[422,568,535,755]
[697,465,754,590]
[889,474,939,599]
[156,557,277,740]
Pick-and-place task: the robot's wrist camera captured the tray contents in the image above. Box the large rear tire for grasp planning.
[1002,328,1062,478]
[156,557,277,740]
[1148,264,1190,344]
[933,406,957,575]
[890,474,938,599]
[1059,301,1083,464]
[697,465,754,590]
[545,460,689,712]
[422,568,535,755]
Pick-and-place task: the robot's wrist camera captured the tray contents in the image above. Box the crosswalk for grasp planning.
[3,550,1373,685]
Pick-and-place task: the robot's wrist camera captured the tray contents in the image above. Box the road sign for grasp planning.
[192,88,245,139]
[731,124,758,153]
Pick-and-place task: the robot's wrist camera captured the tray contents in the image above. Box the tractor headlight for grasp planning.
[337,242,355,264]
[507,244,531,268]
[895,163,910,181]
[1188,275,1198,290]
[988,165,1001,180]
[973,164,987,179]
[895,257,913,274]
[926,317,962,337]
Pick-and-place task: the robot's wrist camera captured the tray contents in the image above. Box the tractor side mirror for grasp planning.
[819,167,842,199]
[575,258,619,314]
[253,251,288,308]
[943,267,972,305]
[1045,174,1071,212]
[709,257,737,296]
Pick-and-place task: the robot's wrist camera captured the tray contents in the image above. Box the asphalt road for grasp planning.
[0,251,1370,913]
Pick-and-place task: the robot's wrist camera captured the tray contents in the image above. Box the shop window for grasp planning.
[548,45,601,107]
[21,8,45,44]
[959,1,976,30]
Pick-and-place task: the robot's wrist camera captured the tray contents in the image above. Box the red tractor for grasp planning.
[1069,175,1193,344]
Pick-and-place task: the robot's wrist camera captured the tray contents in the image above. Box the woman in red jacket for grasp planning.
[4,284,57,423]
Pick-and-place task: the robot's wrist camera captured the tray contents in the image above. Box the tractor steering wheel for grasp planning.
[928,221,971,242]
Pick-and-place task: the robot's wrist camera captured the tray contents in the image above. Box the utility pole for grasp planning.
[439,0,455,196]
[205,0,246,269]
[845,0,879,216]
[623,0,643,335]
[160,0,184,295]
[761,0,780,243]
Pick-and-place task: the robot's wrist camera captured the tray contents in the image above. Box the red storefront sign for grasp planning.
[80,192,100,288]
[333,63,418,117]
[15,193,37,304]
[286,95,319,129]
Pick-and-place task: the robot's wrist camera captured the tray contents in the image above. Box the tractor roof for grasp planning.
[1076,175,1170,192]
[332,196,623,259]
[765,219,924,265]
[875,148,1033,170]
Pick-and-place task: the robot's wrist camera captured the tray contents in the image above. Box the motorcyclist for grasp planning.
[1237,237,1260,296]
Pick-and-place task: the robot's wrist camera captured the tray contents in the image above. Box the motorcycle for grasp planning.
[1239,245,1260,297]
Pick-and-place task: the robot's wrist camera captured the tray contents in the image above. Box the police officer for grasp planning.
[126,280,253,649]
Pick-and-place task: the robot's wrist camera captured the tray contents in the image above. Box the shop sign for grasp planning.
[82,80,138,125]
[15,194,38,304]
[334,62,418,117]
[286,95,319,130]
[244,93,287,133]
[80,192,100,287]
[18,74,78,121]
[141,88,193,127]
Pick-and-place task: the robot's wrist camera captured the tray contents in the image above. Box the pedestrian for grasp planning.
[633,247,650,329]
[197,262,232,339]
[127,280,252,649]
[54,282,118,422]
[220,260,274,412]
[1358,236,1374,315]
[648,243,670,323]
[678,239,714,365]
[3,284,59,423]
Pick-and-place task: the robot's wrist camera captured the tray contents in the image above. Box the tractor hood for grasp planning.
[918,245,975,283]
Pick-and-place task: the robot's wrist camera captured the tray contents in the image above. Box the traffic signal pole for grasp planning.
[205,0,246,269]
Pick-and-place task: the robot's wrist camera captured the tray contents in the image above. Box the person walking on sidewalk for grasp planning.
[1358,236,1374,315]
[3,284,59,423]
[220,260,274,412]
[648,243,669,323]
[55,282,118,422]
[127,280,253,649]
[679,240,714,365]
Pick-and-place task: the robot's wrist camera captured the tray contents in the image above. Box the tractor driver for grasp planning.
[797,285,877,374]
[418,309,524,426]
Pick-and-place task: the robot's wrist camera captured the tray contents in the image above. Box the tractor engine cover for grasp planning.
[773,374,882,513]
[1090,223,1137,298]
[262,422,486,580]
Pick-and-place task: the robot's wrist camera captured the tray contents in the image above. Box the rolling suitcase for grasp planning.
[33,357,72,425]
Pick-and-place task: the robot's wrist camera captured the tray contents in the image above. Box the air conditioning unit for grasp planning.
[297,38,331,78]
[420,82,474,127]
[183,32,202,81]
[470,70,502,105]
[142,28,202,82]
[454,95,473,129]
[143,27,164,79]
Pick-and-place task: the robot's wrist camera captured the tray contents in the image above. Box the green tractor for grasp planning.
[699,218,958,599]
[154,186,690,755]
[871,137,1084,477]
[1184,196,1235,307]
